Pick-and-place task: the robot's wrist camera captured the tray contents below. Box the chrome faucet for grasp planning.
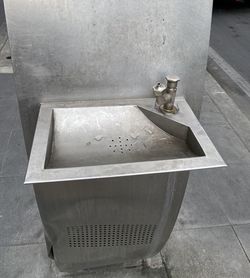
[153,75,180,114]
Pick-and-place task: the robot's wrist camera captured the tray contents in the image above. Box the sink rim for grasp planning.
[25,97,226,184]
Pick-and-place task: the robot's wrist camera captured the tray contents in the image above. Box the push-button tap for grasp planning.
[153,75,180,114]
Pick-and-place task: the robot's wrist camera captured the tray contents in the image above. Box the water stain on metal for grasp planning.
[145,128,153,135]
[130,133,139,139]
[94,135,103,141]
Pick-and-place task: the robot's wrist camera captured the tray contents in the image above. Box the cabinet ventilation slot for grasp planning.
[67,224,157,248]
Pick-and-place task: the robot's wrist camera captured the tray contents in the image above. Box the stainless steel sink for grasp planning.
[47,105,197,169]
[25,97,225,271]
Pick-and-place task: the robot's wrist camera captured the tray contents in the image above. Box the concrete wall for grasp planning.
[4,0,213,154]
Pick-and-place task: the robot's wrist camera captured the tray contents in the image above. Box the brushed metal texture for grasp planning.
[4,0,213,154]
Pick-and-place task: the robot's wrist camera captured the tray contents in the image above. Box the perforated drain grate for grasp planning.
[108,137,133,154]
[67,224,157,248]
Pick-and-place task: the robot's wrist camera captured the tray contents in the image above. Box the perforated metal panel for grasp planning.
[33,171,192,271]
[67,224,157,248]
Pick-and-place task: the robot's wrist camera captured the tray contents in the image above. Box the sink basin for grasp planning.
[25,97,225,271]
[47,105,200,169]
[26,97,223,183]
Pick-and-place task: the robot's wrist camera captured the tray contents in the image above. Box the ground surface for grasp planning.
[211,1,250,82]
[1,5,250,278]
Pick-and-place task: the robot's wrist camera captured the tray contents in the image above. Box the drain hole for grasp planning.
[109,137,133,152]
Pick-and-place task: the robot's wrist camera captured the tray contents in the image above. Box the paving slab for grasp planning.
[204,71,225,94]
[0,244,53,278]
[162,226,250,278]
[175,171,229,230]
[199,95,226,126]
[0,73,17,100]
[0,130,10,155]
[0,97,20,133]
[0,241,167,278]
[207,56,250,123]
[0,93,18,108]
[210,5,250,84]
[0,130,11,178]
[0,176,44,245]
[234,224,250,260]
[196,165,250,225]
[1,129,28,177]
[207,90,250,152]
[199,73,250,164]
[203,122,250,164]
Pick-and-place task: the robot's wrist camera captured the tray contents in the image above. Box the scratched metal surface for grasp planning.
[4,0,212,154]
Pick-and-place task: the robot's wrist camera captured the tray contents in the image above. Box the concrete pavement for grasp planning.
[210,2,250,83]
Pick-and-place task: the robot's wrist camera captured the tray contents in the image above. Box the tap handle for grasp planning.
[166,75,180,89]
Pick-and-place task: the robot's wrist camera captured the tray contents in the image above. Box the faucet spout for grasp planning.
[153,75,180,114]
